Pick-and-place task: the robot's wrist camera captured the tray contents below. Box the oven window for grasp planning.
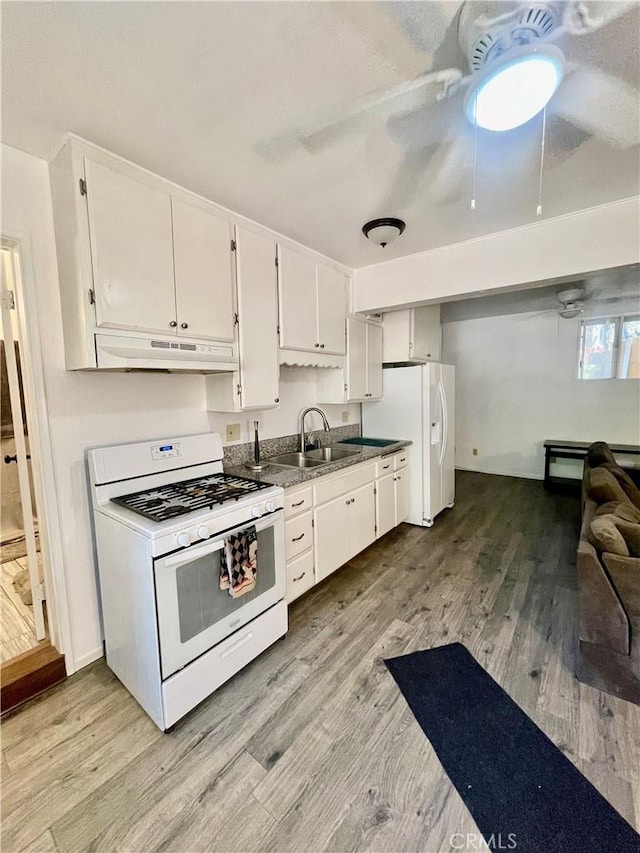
[174,525,276,644]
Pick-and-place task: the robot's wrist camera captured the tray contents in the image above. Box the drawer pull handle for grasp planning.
[293,571,306,582]
[291,499,305,507]
[382,464,390,470]
[399,457,406,463]
[220,631,253,659]
[292,533,305,542]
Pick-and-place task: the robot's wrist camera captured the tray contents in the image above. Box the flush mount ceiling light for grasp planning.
[464,44,565,132]
[362,218,406,248]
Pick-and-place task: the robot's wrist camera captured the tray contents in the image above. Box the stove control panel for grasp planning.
[151,442,183,461]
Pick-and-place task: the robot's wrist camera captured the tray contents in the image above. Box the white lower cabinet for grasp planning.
[374,451,410,537]
[284,454,407,603]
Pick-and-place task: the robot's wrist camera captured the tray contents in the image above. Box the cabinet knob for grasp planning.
[274,398,279,403]
[181,322,189,330]
[169,320,177,328]
[314,343,320,348]
[320,343,325,349]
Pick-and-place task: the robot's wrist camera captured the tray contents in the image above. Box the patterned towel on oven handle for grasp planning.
[220,525,258,599]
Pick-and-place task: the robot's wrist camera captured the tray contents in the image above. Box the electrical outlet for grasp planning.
[472,448,478,456]
[342,410,349,423]
[226,423,241,442]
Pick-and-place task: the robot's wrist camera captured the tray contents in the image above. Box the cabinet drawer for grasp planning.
[313,461,375,506]
[284,486,313,519]
[394,450,409,471]
[285,511,312,561]
[286,550,315,603]
[375,456,395,478]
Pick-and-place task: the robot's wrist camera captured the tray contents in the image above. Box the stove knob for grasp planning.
[251,505,263,518]
[264,500,276,513]
[176,531,191,548]
[196,525,210,540]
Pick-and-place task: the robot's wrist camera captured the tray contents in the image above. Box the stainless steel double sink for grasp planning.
[268,446,359,469]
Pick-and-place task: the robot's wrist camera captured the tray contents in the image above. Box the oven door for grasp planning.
[154,510,285,679]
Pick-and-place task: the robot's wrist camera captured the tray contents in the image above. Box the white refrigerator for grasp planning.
[362,363,455,527]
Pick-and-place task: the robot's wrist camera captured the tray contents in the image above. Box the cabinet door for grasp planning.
[395,469,410,524]
[314,495,352,582]
[172,199,234,341]
[235,227,280,409]
[376,472,396,539]
[411,306,441,361]
[278,246,317,351]
[346,316,367,400]
[348,482,376,558]
[317,263,346,354]
[366,321,383,399]
[84,158,175,334]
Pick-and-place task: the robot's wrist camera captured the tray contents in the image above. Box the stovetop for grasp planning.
[111,473,272,522]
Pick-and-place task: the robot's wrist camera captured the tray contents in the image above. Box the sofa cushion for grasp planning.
[617,519,640,557]
[589,516,630,557]
[586,467,632,506]
[594,501,640,524]
[600,463,640,510]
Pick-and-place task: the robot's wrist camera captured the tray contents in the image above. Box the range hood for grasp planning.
[94,334,238,373]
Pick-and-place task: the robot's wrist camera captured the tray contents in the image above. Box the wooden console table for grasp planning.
[543,440,640,489]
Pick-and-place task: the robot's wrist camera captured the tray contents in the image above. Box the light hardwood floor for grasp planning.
[1,471,638,852]
[0,557,38,664]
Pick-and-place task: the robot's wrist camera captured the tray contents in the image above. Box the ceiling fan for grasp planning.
[262,1,640,210]
[531,284,635,320]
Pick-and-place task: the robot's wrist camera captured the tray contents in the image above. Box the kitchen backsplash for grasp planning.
[223,423,361,467]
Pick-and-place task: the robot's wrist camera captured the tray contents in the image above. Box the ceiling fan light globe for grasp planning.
[465,45,565,132]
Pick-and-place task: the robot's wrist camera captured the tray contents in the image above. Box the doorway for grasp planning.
[1,243,47,663]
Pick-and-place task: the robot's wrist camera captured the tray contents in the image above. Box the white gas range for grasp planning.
[88,432,287,730]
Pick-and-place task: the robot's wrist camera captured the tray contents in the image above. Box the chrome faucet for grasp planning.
[299,407,330,452]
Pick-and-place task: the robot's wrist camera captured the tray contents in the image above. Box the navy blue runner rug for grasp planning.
[384,642,640,853]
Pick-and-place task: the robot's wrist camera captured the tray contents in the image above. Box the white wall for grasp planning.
[354,198,640,313]
[207,367,359,445]
[442,310,640,480]
[1,143,359,671]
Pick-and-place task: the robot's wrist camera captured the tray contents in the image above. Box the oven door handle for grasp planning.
[162,540,225,569]
[159,510,282,569]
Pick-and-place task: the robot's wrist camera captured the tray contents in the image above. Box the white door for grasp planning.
[348,482,376,558]
[172,198,235,342]
[314,494,351,581]
[278,246,317,351]
[366,321,383,399]
[84,158,176,335]
[395,468,410,524]
[316,263,346,354]
[440,364,455,508]
[236,227,280,409]
[346,316,367,400]
[0,267,45,640]
[376,471,396,539]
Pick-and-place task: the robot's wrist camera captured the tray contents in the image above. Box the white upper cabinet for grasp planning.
[235,226,280,409]
[383,305,441,363]
[366,321,383,399]
[346,316,367,400]
[172,198,235,342]
[278,245,346,355]
[206,226,280,412]
[317,263,347,355]
[84,158,176,335]
[317,315,383,404]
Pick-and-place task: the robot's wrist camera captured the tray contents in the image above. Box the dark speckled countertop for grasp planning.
[225,439,412,489]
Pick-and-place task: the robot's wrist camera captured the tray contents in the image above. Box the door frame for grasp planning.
[2,232,73,669]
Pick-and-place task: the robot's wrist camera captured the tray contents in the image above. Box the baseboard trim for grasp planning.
[455,465,548,482]
[72,646,104,673]
[0,641,66,714]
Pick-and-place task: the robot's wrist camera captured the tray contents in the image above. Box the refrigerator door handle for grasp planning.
[438,380,447,467]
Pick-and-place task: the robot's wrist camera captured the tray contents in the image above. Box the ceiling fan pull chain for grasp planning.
[537,106,547,217]
[471,91,478,212]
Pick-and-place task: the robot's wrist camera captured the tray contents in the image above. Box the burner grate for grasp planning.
[112,473,271,522]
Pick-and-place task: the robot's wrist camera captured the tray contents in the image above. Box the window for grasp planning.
[579,315,640,380]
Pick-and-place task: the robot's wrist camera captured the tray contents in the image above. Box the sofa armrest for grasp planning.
[577,540,630,654]
[603,553,640,659]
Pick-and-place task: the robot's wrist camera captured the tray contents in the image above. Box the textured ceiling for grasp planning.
[2,1,639,267]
